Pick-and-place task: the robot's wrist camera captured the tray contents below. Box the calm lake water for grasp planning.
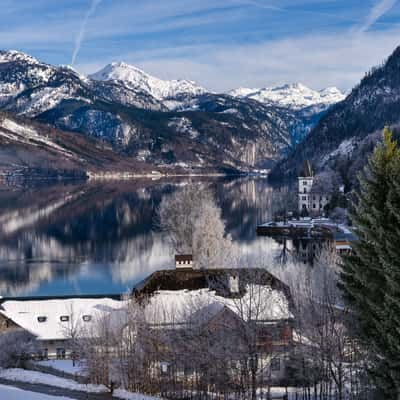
[0,177,306,297]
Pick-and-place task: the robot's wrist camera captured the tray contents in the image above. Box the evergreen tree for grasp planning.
[381,147,400,394]
[340,128,400,397]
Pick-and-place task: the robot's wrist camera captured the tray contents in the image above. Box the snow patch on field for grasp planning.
[0,369,107,393]
[0,383,73,400]
[0,369,161,400]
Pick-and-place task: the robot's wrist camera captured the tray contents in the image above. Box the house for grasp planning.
[0,294,124,359]
[133,265,295,385]
[298,161,331,215]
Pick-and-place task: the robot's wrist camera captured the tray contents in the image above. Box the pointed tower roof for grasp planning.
[299,160,313,177]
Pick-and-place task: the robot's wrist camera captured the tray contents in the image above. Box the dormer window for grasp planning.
[60,316,69,322]
[37,316,47,323]
[82,315,92,322]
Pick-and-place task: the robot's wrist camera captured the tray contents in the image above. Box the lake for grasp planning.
[0,177,306,297]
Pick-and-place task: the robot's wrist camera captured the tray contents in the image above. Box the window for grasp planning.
[313,204,316,209]
[271,329,280,341]
[82,315,92,322]
[312,195,315,200]
[37,316,47,323]
[60,315,69,322]
[303,181,307,185]
[271,357,281,371]
[303,188,307,193]
[302,196,307,201]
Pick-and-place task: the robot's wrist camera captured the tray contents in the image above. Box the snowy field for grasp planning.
[0,383,73,400]
[0,368,160,400]
[0,368,107,392]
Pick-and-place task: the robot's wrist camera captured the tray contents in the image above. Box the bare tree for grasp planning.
[0,330,38,368]
[276,248,371,400]
[61,303,83,366]
[157,185,233,269]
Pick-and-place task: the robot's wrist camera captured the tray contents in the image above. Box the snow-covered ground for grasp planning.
[34,359,82,375]
[0,383,73,400]
[0,368,107,393]
[0,368,160,400]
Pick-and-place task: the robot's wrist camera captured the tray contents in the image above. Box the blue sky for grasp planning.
[1,0,400,91]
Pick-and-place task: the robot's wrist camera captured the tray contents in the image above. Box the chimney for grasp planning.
[175,254,193,269]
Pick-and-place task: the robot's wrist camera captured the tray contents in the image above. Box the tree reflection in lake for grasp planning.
[0,177,305,296]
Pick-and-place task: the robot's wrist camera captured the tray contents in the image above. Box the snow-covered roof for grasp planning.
[0,297,126,341]
[143,285,292,326]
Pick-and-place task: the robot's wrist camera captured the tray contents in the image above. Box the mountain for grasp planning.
[0,50,299,172]
[90,62,207,103]
[269,46,400,186]
[229,83,344,111]
[0,50,345,174]
[0,111,154,179]
[229,83,345,145]
[89,62,344,146]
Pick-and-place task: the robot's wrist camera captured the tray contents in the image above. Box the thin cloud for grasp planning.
[77,27,400,92]
[71,0,102,66]
[358,0,397,33]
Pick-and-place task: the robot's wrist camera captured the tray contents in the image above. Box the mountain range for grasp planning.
[0,50,344,177]
[269,45,400,188]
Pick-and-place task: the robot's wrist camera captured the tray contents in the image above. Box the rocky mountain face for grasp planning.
[0,111,154,179]
[229,83,345,144]
[0,50,344,174]
[269,46,400,186]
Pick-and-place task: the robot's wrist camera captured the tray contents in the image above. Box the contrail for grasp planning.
[359,0,397,33]
[71,0,102,65]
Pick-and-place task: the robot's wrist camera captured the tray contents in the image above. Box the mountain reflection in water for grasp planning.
[0,177,300,296]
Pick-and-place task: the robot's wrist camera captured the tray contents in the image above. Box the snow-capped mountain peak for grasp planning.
[0,50,40,65]
[228,82,345,110]
[89,62,207,100]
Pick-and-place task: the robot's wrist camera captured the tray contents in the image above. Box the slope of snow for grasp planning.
[0,384,73,400]
[228,83,345,110]
[0,118,79,160]
[0,369,107,393]
[90,62,207,100]
[0,369,160,400]
[0,297,126,341]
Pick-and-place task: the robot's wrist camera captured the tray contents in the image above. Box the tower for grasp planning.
[298,160,314,213]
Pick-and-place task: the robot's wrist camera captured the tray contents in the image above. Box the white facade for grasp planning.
[298,176,330,214]
[298,176,314,212]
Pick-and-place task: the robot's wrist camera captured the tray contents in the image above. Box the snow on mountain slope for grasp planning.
[229,83,345,110]
[0,117,78,160]
[90,62,207,100]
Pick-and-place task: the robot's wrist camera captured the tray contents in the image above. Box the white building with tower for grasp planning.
[298,161,331,215]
